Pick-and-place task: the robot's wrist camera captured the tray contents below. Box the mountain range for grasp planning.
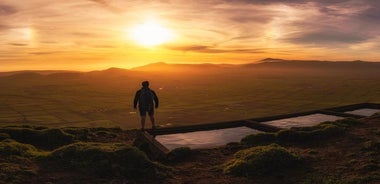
[1,58,380,77]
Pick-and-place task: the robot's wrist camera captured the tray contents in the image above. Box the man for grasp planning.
[133,81,159,131]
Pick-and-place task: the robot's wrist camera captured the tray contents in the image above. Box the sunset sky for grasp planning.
[1,0,380,71]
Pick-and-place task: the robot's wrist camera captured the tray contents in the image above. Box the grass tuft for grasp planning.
[0,139,41,157]
[167,147,193,162]
[241,133,276,146]
[0,133,10,141]
[277,124,345,142]
[223,144,301,176]
[0,162,37,183]
[362,140,380,152]
[0,127,74,150]
[47,142,169,178]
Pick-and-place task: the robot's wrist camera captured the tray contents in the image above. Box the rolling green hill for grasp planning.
[0,59,379,128]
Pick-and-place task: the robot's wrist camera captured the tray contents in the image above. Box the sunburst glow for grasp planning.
[129,20,173,47]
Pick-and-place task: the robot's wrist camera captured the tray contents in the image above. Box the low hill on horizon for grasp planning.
[131,58,380,71]
[2,58,380,77]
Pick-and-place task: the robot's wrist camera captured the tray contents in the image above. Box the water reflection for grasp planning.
[155,126,262,150]
[345,108,380,117]
[263,113,344,129]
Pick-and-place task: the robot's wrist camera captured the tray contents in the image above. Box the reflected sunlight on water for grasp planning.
[345,108,380,117]
[262,113,344,129]
[155,126,262,150]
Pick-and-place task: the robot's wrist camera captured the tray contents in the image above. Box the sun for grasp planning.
[129,20,173,47]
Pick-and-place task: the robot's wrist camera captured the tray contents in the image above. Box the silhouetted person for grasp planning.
[134,81,159,131]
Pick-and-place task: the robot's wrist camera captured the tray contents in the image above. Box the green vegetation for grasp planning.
[0,139,45,183]
[0,160,38,183]
[0,139,42,157]
[302,175,380,184]
[167,147,193,162]
[61,127,122,141]
[0,127,74,150]
[0,133,10,141]
[242,118,361,145]
[0,126,168,182]
[276,123,344,142]
[0,62,380,183]
[1,62,380,129]
[223,144,301,176]
[132,136,151,157]
[362,140,380,152]
[0,115,378,183]
[241,133,276,146]
[47,142,169,178]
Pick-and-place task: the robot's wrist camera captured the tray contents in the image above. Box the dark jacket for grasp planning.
[133,87,159,108]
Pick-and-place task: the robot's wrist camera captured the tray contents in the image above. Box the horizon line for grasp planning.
[1,58,379,73]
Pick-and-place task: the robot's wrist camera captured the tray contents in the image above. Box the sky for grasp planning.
[1,0,380,71]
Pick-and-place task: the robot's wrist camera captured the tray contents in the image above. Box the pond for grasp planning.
[344,108,380,117]
[155,126,262,150]
[262,113,344,129]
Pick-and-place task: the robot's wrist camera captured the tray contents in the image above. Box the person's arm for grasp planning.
[152,90,159,108]
[133,90,140,109]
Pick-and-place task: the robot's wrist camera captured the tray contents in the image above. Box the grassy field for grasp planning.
[0,61,380,129]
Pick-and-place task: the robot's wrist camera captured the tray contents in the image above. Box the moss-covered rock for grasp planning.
[0,139,40,157]
[95,130,117,138]
[277,124,345,142]
[0,133,10,141]
[0,127,74,150]
[223,144,301,176]
[62,127,91,140]
[321,118,362,128]
[47,142,169,178]
[132,136,151,157]
[167,147,193,162]
[241,133,276,146]
[61,127,122,141]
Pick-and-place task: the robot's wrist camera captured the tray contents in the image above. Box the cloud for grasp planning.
[93,45,116,48]
[229,14,274,24]
[8,43,28,46]
[222,0,350,5]
[353,1,380,23]
[89,0,108,6]
[70,32,103,37]
[87,0,120,13]
[165,44,265,54]
[1,0,380,70]
[0,24,10,30]
[28,51,59,55]
[0,3,18,16]
[284,30,369,45]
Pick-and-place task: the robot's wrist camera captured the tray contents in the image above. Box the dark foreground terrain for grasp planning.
[1,114,380,184]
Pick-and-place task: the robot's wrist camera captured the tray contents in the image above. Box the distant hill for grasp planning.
[1,58,379,78]
[131,62,234,72]
[85,67,131,77]
[131,58,380,71]
[0,70,80,77]
[246,58,380,67]
[240,58,380,74]
[3,72,44,80]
